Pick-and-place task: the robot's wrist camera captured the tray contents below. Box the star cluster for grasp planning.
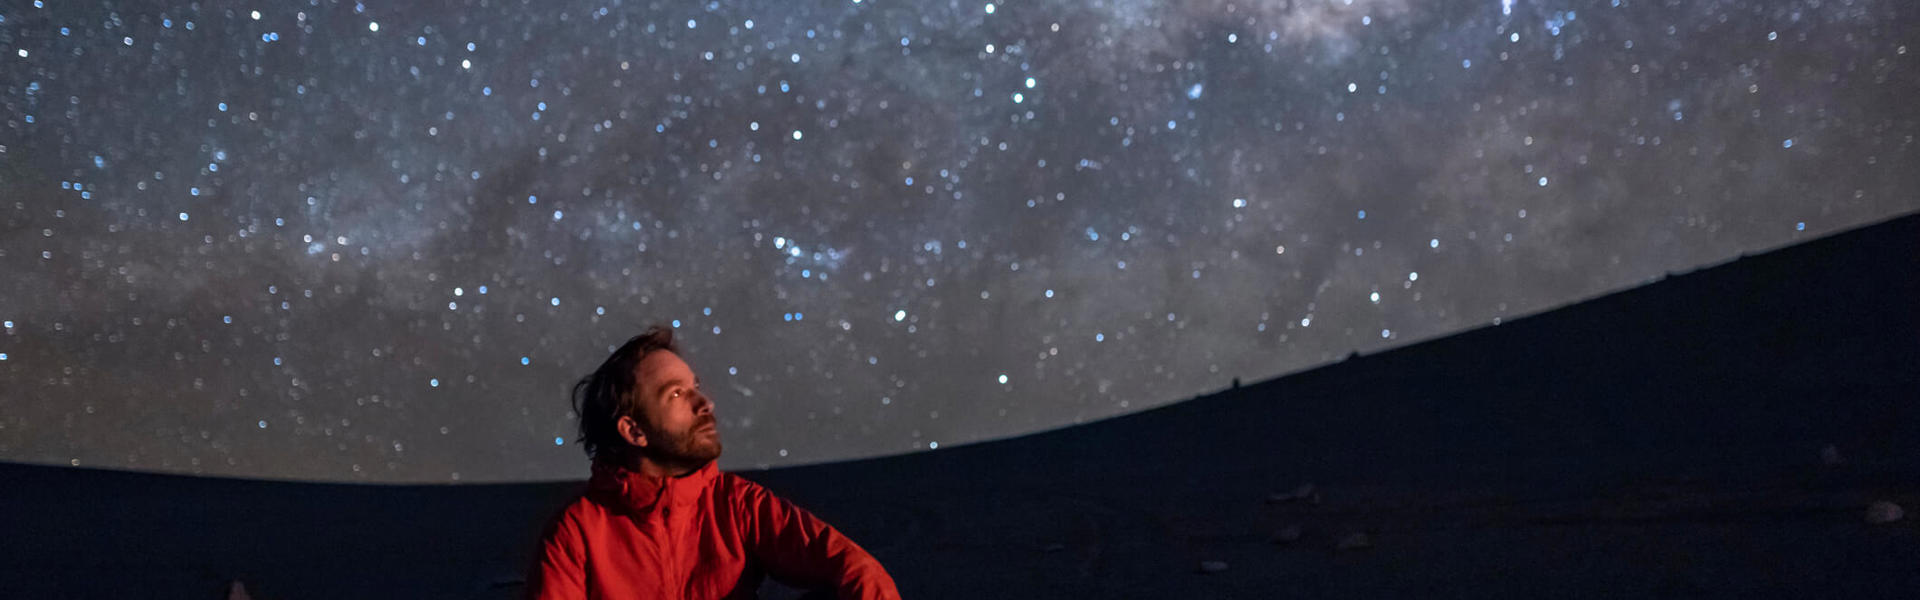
[1,0,1914,481]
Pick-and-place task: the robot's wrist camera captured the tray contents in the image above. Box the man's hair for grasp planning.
[571,325,679,462]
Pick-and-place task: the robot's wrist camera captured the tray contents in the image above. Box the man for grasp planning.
[528,325,900,599]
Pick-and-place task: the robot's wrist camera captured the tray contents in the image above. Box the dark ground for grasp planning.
[4,212,1917,599]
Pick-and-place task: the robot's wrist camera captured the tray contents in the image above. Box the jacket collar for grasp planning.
[588,458,719,516]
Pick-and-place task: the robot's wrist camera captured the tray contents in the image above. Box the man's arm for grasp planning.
[525,511,589,600]
[739,481,900,600]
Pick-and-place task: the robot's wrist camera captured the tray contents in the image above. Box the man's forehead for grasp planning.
[635,350,696,387]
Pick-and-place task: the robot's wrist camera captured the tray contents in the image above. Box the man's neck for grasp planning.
[632,454,705,480]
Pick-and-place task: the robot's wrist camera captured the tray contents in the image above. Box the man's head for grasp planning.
[571,326,722,473]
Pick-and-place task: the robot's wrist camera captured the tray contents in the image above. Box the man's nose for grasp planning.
[692,390,714,415]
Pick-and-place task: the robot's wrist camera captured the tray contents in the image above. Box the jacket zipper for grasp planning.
[662,482,680,598]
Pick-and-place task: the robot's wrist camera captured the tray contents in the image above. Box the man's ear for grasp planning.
[616,415,648,448]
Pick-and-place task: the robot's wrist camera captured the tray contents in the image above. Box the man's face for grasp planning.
[625,350,722,468]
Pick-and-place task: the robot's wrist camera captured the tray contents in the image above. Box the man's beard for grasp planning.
[644,416,722,470]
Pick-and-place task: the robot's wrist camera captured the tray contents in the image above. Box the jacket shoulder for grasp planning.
[543,487,612,533]
[717,471,770,501]
[717,471,786,521]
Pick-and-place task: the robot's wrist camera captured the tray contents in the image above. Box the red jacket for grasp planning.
[527,460,900,599]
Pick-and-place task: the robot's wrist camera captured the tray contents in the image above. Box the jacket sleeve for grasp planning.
[739,480,901,600]
[525,510,589,600]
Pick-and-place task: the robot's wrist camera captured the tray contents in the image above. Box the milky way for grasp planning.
[2,0,1914,482]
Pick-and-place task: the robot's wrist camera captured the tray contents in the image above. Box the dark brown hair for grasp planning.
[571,325,679,462]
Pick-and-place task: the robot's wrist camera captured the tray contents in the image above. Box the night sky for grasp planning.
[1,0,1914,483]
